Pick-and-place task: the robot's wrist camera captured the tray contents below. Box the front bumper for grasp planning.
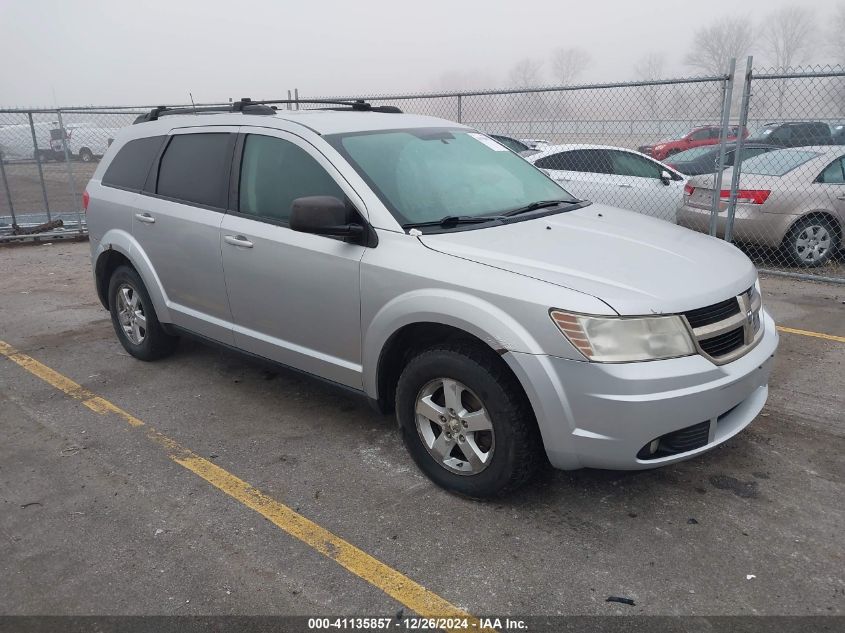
[505,309,778,470]
[677,201,795,248]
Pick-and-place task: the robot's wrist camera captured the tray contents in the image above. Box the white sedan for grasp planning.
[527,144,688,223]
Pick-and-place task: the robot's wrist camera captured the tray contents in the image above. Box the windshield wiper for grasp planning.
[502,199,577,217]
[403,214,507,229]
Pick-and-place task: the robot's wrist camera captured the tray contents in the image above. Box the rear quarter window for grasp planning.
[101,135,166,190]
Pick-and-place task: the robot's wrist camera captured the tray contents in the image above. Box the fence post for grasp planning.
[457,94,462,123]
[56,110,83,234]
[294,88,300,110]
[27,112,51,221]
[724,56,754,244]
[0,150,16,228]
[709,58,736,235]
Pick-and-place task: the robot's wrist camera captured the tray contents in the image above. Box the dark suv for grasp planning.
[747,122,833,147]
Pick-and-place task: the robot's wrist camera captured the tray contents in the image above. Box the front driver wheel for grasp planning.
[395,342,542,498]
[108,266,178,360]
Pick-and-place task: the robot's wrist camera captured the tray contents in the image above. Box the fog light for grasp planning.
[648,439,660,455]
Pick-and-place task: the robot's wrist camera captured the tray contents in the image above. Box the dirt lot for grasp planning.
[0,241,843,624]
[1,161,97,217]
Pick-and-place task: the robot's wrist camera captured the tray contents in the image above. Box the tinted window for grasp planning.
[670,146,717,162]
[819,158,845,184]
[609,151,662,178]
[102,136,166,190]
[690,129,710,141]
[536,149,611,174]
[156,133,233,207]
[239,134,345,223]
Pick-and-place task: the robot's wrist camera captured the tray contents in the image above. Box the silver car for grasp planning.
[678,146,845,267]
[85,102,778,497]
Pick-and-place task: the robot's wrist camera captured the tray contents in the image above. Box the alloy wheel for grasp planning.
[116,283,146,345]
[414,378,495,475]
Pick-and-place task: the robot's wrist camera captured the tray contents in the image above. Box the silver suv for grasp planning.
[85,100,778,497]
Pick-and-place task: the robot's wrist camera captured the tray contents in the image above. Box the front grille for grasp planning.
[684,297,740,328]
[699,327,745,357]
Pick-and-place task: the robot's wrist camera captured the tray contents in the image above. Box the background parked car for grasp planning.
[50,124,122,162]
[665,143,782,176]
[489,134,539,156]
[746,121,834,147]
[0,121,56,162]
[520,138,550,151]
[528,144,686,222]
[677,146,845,267]
[639,125,745,161]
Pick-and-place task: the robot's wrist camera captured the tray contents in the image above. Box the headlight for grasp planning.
[550,310,696,362]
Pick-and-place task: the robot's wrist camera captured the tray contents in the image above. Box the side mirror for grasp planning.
[289,196,364,240]
[660,169,673,185]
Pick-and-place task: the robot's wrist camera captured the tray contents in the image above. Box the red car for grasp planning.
[638,125,747,161]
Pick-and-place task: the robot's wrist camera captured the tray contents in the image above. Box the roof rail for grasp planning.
[133,97,401,124]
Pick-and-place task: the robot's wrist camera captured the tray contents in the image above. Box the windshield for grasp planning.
[327,128,575,225]
[669,146,718,162]
[747,124,779,142]
[739,149,820,176]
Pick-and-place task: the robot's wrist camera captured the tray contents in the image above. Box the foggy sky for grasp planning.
[1,0,841,107]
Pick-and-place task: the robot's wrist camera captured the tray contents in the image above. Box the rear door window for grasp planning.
[156,133,234,208]
[535,149,612,174]
[608,151,662,178]
[102,135,166,190]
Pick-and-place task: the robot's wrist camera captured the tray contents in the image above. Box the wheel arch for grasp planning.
[788,210,843,241]
[93,230,171,322]
[365,292,544,414]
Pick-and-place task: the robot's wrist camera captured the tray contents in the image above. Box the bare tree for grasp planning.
[685,16,753,75]
[763,5,816,70]
[549,47,591,85]
[508,58,544,88]
[633,52,666,118]
[507,58,547,122]
[634,51,666,81]
[762,6,817,116]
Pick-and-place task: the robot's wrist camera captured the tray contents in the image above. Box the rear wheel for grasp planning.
[108,266,178,360]
[395,342,542,498]
[784,216,839,267]
[78,148,94,163]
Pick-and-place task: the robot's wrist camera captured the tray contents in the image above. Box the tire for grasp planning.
[108,265,178,360]
[783,216,840,267]
[395,342,542,498]
[78,148,94,163]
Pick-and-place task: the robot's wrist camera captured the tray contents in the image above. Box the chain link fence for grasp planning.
[2,61,843,283]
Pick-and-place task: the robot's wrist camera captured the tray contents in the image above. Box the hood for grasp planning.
[419,205,757,315]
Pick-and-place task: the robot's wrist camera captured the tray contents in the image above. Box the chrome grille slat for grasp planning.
[682,287,763,365]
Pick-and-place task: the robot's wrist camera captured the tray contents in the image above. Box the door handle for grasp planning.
[224,235,254,248]
[836,194,845,201]
[134,212,155,224]
[618,184,633,188]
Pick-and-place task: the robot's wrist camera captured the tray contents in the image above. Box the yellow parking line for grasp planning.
[0,339,490,632]
[776,326,845,344]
